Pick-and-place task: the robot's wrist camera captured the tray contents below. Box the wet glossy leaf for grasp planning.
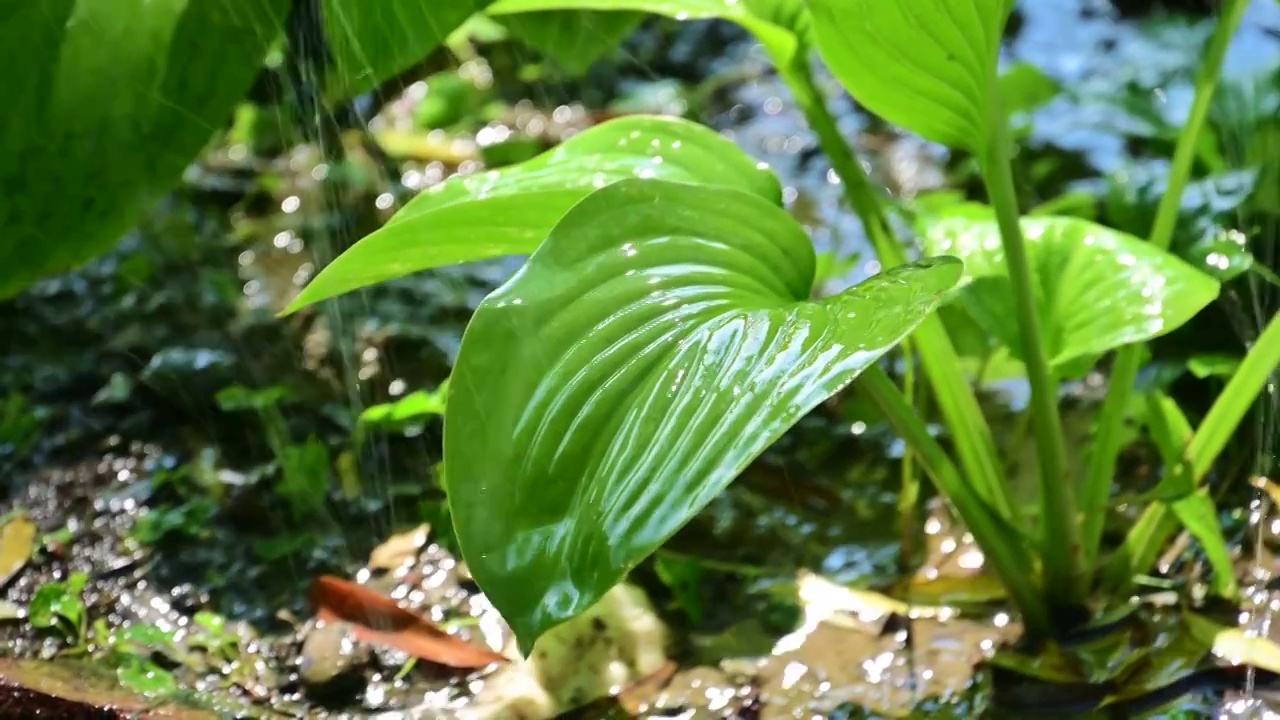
[1186,230,1255,281]
[921,212,1221,370]
[0,0,288,299]
[116,658,177,699]
[807,0,1014,151]
[309,575,506,668]
[488,0,811,67]
[322,0,490,99]
[286,115,780,312]
[498,11,645,75]
[1185,612,1280,674]
[28,573,87,637]
[446,178,961,649]
[0,512,36,587]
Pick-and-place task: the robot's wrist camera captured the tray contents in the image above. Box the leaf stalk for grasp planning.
[782,60,1016,521]
[980,101,1086,609]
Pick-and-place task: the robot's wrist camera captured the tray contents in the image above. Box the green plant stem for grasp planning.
[1109,310,1280,586]
[899,339,920,571]
[981,125,1085,608]
[861,364,1051,636]
[1081,0,1249,571]
[779,66,899,261]
[783,63,1014,520]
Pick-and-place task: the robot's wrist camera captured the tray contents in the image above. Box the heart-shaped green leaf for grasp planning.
[921,211,1221,370]
[322,0,491,99]
[0,0,287,300]
[445,178,961,649]
[805,0,1013,152]
[488,0,811,68]
[497,10,645,75]
[285,115,780,312]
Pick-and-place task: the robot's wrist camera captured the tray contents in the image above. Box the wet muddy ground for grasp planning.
[2,0,1280,717]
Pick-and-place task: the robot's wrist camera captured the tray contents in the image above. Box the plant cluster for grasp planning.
[284,0,1279,655]
[26,572,244,699]
[6,0,1277,674]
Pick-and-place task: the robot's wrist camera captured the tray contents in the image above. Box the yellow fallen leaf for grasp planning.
[367,524,431,571]
[1210,627,1280,674]
[0,512,36,587]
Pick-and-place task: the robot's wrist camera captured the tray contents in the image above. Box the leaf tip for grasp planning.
[277,296,308,318]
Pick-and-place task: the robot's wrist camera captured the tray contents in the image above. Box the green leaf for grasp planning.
[806,0,1014,151]
[1129,391,1235,597]
[116,658,178,699]
[1116,390,1194,503]
[285,115,781,312]
[653,552,704,624]
[999,63,1060,117]
[488,0,811,67]
[116,624,177,653]
[1186,229,1255,281]
[322,0,490,99]
[445,178,961,650]
[921,211,1221,370]
[359,381,450,428]
[28,573,88,637]
[1169,492,1237,598]
[498,11,645,75]
[1186,353,1241,380]
[0,0,288,299]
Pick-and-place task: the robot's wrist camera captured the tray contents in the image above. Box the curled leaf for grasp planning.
[309,575,505,669]
[447,178,961,649]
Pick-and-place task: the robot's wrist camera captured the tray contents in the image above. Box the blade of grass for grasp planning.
[1108,310,1280,586]
[1081,0,1249,572]
[860,364,1050,636]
